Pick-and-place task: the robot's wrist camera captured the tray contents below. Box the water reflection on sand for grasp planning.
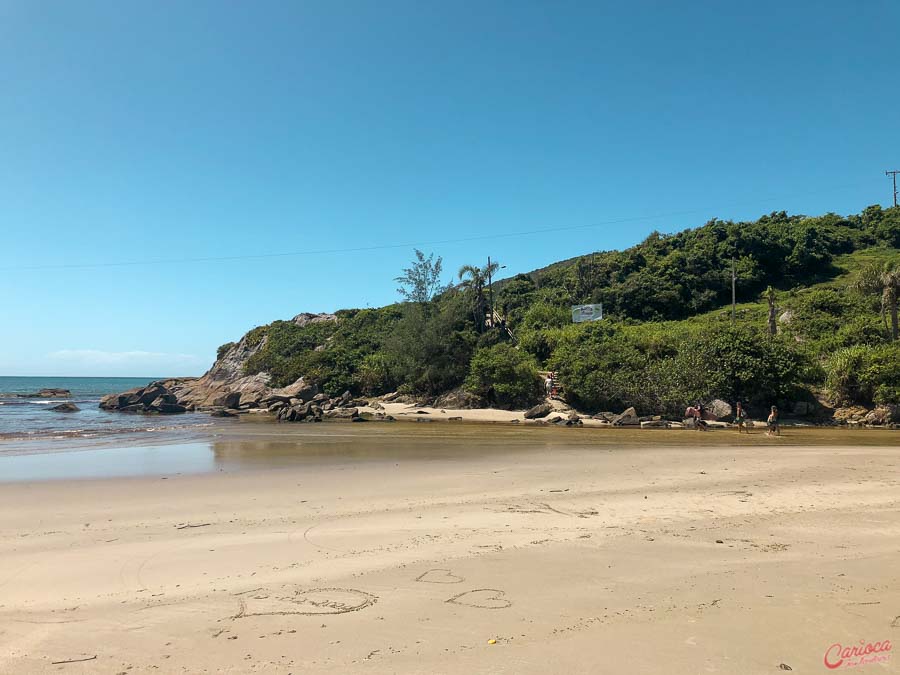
[0,418,896,482]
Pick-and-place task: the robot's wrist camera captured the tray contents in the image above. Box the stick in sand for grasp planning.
[51,655,97,665]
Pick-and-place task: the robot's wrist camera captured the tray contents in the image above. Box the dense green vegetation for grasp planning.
[239,205,900,414]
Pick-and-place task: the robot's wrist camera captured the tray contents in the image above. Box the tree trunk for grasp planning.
[890,294,899,342]
[766,287,777,336]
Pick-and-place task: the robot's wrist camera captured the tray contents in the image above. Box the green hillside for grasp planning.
[237,205,900,416]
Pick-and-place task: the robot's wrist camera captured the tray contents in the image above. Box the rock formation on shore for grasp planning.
[99,313,336,414]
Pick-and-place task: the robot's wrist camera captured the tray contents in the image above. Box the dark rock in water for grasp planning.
[49,402,79,412]
[19,388,72,399]
[524,403,552,419]
[99,383,186,414]
[350,415,366,422]
[156,402,187,414]
[211,409,237,418]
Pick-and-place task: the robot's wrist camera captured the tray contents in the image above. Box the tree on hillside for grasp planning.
[395,249,445,304]
[854,260,900,342]
[458,260,499,332]
[765,286,777,336]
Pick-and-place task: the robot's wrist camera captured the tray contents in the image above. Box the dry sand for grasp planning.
[1,428,899,673]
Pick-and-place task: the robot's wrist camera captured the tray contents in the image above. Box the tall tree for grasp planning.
[854,260,900,341]
[765,286,777,336]
[458,260,499,332]
[395,250,445,304]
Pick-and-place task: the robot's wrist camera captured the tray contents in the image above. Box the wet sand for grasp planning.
[0,425,898,673]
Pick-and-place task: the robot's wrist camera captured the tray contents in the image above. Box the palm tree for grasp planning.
[458,260,499,332]
[853,260,900,341]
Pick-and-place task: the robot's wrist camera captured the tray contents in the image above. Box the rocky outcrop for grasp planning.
[100,383,187,414]
[98,313,337,415]
[433,387,484,410]
[864,405,897,426]
[49,402,79,412]
[16,388,72,398]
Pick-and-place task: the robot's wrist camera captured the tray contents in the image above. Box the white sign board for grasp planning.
[571,303,603,323]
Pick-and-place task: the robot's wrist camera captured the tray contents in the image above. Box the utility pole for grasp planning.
[487,256,495,328]
[887,170,899,208]
[731,258,736,324]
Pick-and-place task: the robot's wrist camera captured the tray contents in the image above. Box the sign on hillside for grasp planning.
[571,303,603,323]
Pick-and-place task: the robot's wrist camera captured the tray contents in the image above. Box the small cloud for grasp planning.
[48,349,203,367]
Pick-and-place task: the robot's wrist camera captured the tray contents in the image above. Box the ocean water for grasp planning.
[0,376,216,446]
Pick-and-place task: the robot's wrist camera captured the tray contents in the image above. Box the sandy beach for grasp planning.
[1,426,898,673]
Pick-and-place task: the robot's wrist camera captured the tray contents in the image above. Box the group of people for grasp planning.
[544,372,559,398]
[734,401,781,436]
[686,401,781,436]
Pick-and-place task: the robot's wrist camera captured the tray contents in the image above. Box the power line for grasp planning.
[0,180,873,273]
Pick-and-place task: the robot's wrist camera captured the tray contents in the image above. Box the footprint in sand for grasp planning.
[235,587,377,618]
[416,569,464,584]
[446,589,512,610]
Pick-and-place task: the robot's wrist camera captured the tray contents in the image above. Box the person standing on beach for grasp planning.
[734,401,747,433]
[766,406,780,436]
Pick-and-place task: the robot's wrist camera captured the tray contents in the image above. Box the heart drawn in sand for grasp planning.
[236,587,377,617]
[446,588,512,610]
[415,569,464,584]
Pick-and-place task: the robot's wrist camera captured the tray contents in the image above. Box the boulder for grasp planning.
[212,391,242,409]
[612,407,640,426]
[706,399,732,420]
[524,402,552,419]
[49,402,79,412]
[565,411,583,427]
[433,387,484,410]
[641,420,669,428]
[210,409,237,418]
[865,406,897,426]
[592,412,616,422]
[312,393,329,403]
[135,385,166,406]
[272,377,318,402]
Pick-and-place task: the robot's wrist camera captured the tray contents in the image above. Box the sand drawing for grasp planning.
[501,502,570,516]
[415,569,464,584]
[445,588,512,610]
[234,587,377,618]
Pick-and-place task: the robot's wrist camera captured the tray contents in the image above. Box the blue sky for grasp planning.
[1,0,897,377]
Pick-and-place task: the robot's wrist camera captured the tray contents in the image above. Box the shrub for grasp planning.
[216,342,236,360]
[861,343,900,405]
[824,346,871,406]
[464,343,543,409]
